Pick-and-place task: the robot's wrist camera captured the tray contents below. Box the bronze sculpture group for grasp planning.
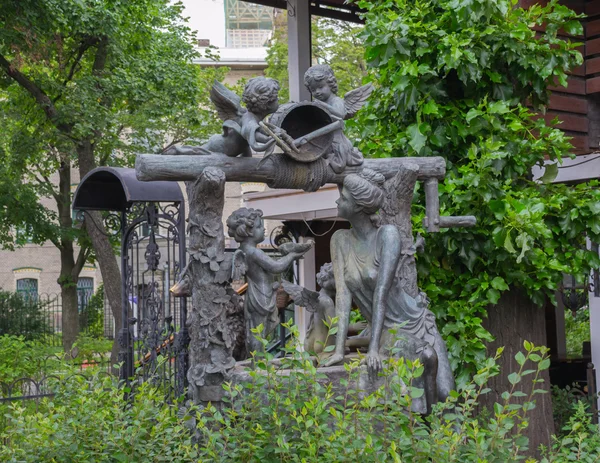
[138,64,475,412]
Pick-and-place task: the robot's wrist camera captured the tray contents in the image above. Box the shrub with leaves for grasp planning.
[194,325,552,461]
[541,402,600,462]
[0,335,62,387]
[0,290,50,340]
[79,284,105,339]
[3,328,600,461]
[564,307,590,357]
[354,0,600,384]
[551,383,596,434]
[1,374,197,462]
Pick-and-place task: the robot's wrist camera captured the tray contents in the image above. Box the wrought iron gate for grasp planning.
[73,167,189,401]
[119,201,188,399]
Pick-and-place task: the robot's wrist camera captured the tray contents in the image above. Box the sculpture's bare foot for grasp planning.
[162,145,211,156]
[321,352,344,368]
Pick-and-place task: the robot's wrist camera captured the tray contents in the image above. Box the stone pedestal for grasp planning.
[226,354,426,412]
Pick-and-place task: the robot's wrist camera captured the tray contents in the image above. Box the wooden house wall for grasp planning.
[521,0,600,154]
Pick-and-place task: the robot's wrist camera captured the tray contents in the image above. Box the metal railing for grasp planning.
[0,293,115,346]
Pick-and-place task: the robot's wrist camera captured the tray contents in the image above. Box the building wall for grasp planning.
[0,167,104,296]
[0,243,99,296]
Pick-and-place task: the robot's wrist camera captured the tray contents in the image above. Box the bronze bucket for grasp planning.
[267,102,338,163]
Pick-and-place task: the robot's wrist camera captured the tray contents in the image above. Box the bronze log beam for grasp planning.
[135,153,446,184]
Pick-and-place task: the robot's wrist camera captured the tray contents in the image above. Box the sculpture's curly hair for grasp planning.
[226,207,263,242]
[303,64,338,95]
[316,262,334,288]
[242,77,280,114]
[343,169,385,227]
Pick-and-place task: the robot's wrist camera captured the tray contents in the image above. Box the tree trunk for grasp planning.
[56,159,80,352]
[480,287,555,457]
[61,282,79,351]
[77,140,122,365]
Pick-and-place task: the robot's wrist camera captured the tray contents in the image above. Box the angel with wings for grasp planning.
[303,65,373,174]
[166,77,293,157]
[282,262,368,356]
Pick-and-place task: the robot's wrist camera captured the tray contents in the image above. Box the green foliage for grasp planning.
[73,333,113,364]
[1,374,197,462]
[564,308,590,357]
[0,332,108,391]
[0,335,61,386]
[195,328,550,461]
[541,402,600,462]
[2,330,598,461]
[355,0,599,383]
[0,291,50,340]
[551,383,595,435]
[0,1,225,343]
[265,12,367,103]
[0,0,223,251]
[79,284,105,338]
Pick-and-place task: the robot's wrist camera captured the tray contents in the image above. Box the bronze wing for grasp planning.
[281,280,320,313]
[343,83,374,120]
[210,80,246,121]
[231,249,247,281]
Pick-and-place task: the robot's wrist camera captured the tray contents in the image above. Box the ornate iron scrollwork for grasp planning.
[120,200,188,400]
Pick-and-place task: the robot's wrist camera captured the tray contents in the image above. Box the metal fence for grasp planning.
[0,293,115,346]
[0,353,112,440]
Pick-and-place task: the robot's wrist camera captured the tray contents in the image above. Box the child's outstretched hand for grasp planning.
[279,241,313,257]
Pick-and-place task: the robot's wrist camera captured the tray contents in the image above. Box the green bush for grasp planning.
[354,0,600,387]
[72,333,113,366]
[1,374,197,462]
[0,335,62,387]
[564,308,590,357]
[551,383,595,435]
[194,326,549,461]
[79,284,105,339]
[3,328,599,462]
[541,402,600,462]
[0,291,50,341]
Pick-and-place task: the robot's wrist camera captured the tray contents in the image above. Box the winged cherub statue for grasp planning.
[303,64,374,174]
[226,208,312,354]
[282,262,368,355]
[165,77,294,157]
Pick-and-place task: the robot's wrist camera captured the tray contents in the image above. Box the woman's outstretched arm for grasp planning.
[367,225,402,375]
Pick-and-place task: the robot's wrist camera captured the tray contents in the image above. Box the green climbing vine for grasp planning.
[355,0,600,385]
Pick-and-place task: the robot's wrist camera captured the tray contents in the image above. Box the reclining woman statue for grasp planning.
[323,169,454,414]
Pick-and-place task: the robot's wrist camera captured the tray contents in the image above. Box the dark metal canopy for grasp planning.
[241,0,366,24]
[73,167,184,212]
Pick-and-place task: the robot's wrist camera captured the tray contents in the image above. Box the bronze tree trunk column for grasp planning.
[185,167,245,403]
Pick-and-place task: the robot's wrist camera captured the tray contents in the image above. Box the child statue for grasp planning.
[226,207,312,354]
[282,262,368,355]
[303,64,373,174]
[166,77,293,158]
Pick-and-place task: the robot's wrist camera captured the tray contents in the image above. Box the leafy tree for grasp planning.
[355,0,598,451]
[564,307,590,357]
[0,0,224,352]
[265,11,367,103]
